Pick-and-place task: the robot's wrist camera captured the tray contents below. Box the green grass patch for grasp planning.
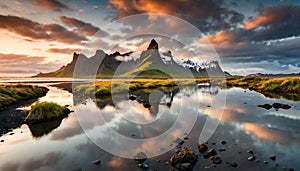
[0,84,48,111]
[25,102,68,123]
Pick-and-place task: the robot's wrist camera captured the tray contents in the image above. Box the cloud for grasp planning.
[108,0,245,34]
[46,48,82,54]
[33,0,70,12]
[244,3,299,30]
[0,53,61,76]
[0,14,88,44]
[60,16,108,37]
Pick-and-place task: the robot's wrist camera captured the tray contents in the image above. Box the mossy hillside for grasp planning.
[0,84,48,111]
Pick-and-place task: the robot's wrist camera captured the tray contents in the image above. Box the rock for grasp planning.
[180,163,192,170]
[138,163,149,169]
[169,147,198,170]
[134,152,147,163]
[211,142,216,145]
[258,104,272,110]
[221,141,227,145]
[207,148,217,156]
[218,148,226,152]
[247,156,256,161]
[0,140,4,142]
[92,160,101,165]
[230,162,238,168]
[272,103,291,110]
[247,150,254,154]
[212,156,222,164]
[249,86,258,91]
[74,169,82,171]
[130,133,136,137]
[198,143,208,153]
[270,155,276,161]
[129,95,137,100]
[147,39,159,50]
[203,154,209,159]
[263,161,268,164]
[9,132,14,135]
[287,168,294,171]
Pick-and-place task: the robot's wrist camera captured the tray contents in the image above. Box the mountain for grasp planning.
[35,39,224,78]
[247,72,300,77]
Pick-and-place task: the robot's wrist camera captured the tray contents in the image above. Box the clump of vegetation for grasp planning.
[74,79,206,98]
[25,102,70,123]
[0,84,48,111]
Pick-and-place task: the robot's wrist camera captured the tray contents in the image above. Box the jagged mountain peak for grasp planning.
[147,39,159,50]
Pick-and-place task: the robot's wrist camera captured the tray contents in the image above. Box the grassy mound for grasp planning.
[25,102,70,123]
[0,84,48,111]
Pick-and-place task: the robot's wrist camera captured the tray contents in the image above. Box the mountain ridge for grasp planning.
[34,39,225,78]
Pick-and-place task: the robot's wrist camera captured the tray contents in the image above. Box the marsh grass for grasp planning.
[74,79,208,98]
[25,102,66,122]
[0,84,48,111]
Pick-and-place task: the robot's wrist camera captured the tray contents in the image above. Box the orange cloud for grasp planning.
[244,3,294,30]
[33,0,70,11]
[200,30,237,45]
[46,48,82,54]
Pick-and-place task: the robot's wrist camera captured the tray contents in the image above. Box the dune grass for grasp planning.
[25,102,68,123]
[0,84,48,111]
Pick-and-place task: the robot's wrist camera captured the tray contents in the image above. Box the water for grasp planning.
[0,81,299,171]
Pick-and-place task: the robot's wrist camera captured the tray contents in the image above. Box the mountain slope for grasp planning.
[35,39,224,78]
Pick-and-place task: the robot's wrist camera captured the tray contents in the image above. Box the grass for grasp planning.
[25,102,68,123]
[74,78,211,98]
[0,84,48,111]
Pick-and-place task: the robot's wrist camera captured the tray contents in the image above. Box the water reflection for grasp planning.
[0,84,300,170]
[27,119,63,138]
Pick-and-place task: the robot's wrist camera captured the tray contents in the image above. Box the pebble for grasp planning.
[92,160,101,165]
[212,156,222,164]
[247,150,253,154]
[247,156,256,161]
[198,143,208,153]
[263,161,268,164]
[270,155,276,161]
[230,162,238,168]
[0,140,4,143]
[287,168,294,171]
[218,148,226,152]
[221,141,227,145]
[9,132,14,135]
[165,162,169,165]
[138,163,149,169]
[207,148,217,156]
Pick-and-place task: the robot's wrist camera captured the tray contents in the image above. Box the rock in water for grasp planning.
[207,148,217,156]
[212,156,222,164]
[147,39,159,50]
[169,147,198,170]
[230,162,238,168]
[248,156,256,161]
[134,152,147,164]
[258,104,272,110]
[198,143,208,153]
[270,155,276,161]
[92,160,101,165]
[272,103,291,110]
[221,140,227,145]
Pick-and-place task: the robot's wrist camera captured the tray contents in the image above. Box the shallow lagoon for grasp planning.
[0,80,299,171]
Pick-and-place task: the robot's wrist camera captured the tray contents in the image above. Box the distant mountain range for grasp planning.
[247,72,300,77]
[34,39,225,78]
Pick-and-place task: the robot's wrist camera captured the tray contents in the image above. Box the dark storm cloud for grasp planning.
[108,0,245,34]
[33,0,71,12]
[60,16,109,37]
[0,14,87,44]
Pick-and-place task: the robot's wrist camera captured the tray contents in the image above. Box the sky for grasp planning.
[0,0,300,76]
